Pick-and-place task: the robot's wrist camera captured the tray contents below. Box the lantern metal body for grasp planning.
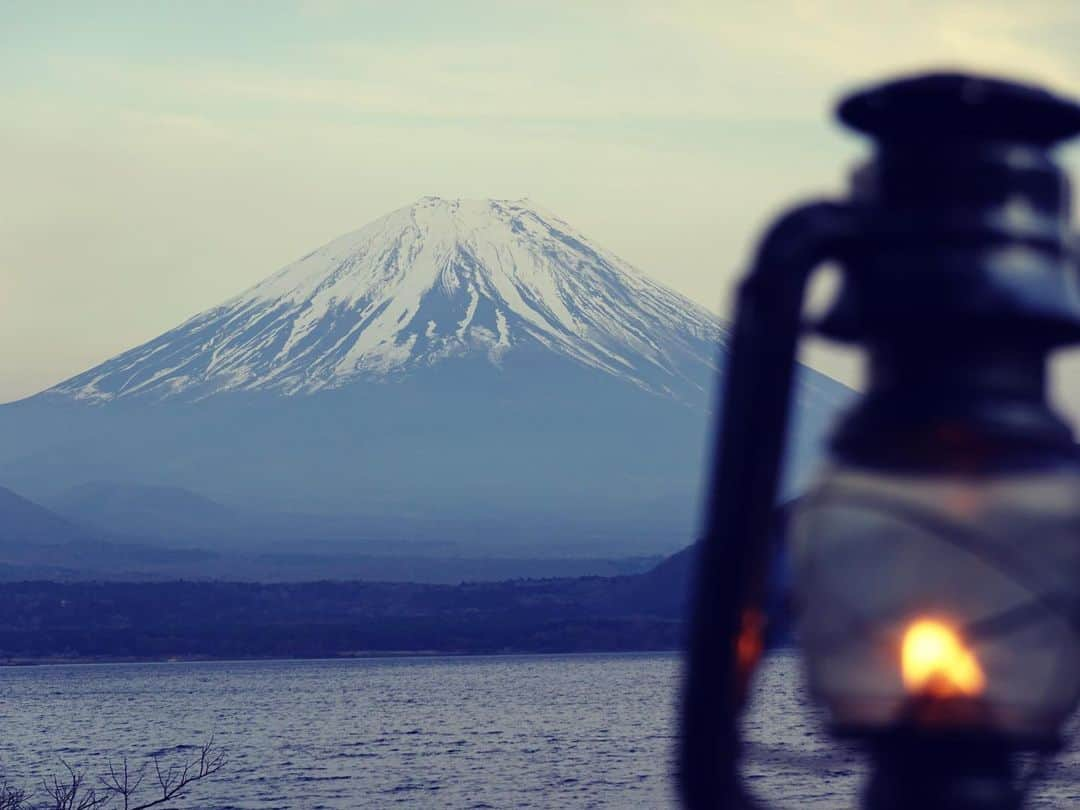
[679,73,1080,810]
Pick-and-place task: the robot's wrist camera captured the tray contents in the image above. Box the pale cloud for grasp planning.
[641,0,1080,91]
[68,40,718,124]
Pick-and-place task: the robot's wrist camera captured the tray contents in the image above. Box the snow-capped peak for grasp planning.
[49,197,726,403]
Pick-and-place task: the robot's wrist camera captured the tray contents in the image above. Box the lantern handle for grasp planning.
[679,200,858,809]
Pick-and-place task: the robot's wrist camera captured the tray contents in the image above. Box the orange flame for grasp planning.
[736,608,765,675]
[901,618,985,698]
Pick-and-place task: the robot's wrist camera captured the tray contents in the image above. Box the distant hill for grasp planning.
[42,480,631,559]
[629,503,796,644]
[0,484,96,545]
[45,480,440,554]
[0,484,216,580]
[0,484,660,583]
[44,479,703,565]
[46,481,257,547]
[0,480,784,591]
[626,544,696,618]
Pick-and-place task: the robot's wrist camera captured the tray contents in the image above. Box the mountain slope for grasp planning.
[0,198,852,555]
[49,198,723,407]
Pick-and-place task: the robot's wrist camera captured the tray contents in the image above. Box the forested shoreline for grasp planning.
[0,559,693,663]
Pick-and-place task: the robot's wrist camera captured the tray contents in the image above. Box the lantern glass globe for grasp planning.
[791,464,1080,745]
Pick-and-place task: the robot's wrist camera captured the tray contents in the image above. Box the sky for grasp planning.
[2,0,1080,410]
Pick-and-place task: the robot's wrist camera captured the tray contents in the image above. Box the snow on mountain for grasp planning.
[51,197,726,405]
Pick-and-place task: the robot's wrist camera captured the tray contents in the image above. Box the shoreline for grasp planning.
[0,648,682,669]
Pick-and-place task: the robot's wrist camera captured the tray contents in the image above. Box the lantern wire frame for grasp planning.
[793,484,1080,656]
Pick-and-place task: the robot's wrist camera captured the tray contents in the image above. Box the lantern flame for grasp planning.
[901,618,985,698]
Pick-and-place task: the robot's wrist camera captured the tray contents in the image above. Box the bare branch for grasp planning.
[126,738,225,810]
[7,737,224,810]
[40,761,106,810]
[99,756,146,810]
[0,777,29,810]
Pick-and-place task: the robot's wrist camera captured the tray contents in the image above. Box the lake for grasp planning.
[1,652,1077,808]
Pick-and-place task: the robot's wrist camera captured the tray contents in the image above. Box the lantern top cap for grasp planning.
[838,72,1080,148]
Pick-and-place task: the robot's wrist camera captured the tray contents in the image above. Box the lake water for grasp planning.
[1,652,1078,808]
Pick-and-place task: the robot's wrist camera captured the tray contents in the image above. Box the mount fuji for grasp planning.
[50,197,722,405]
[0,197,851,557]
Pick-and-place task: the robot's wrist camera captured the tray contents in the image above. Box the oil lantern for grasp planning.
[679,73,1080,810]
